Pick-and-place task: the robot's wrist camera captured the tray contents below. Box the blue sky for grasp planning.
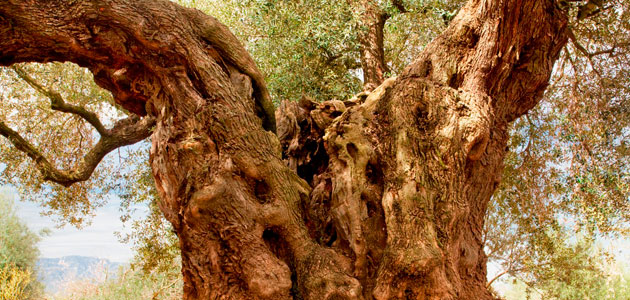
[2,186,139,263]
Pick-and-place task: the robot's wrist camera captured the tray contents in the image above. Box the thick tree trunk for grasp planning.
[0,0,567,299]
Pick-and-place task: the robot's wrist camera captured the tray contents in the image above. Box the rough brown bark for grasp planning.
[353,0,390,91]
[281,0,567,297]
[0,0,568,299]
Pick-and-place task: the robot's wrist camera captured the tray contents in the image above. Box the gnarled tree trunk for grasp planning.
[0,0,567,299]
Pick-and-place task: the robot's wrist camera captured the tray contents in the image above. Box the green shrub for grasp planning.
[0,192,44,299]
[55,267,182,300]
[0,263,34,300]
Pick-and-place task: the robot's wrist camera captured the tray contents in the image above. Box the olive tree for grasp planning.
[0,0,587,298]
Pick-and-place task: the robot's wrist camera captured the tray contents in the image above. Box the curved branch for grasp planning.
[0,1,276,132]
[567,28,616,59]
[486,268,510,288]
[0,115,154,187]
[391,0,408,13]
[194,13,277,132]
[11,66,109,136]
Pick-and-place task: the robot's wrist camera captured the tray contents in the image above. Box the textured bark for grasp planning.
[0,0,568,299]
[280,0,568,298]
[353,0,389,91]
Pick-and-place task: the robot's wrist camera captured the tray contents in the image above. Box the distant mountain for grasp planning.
[37,256,126,294]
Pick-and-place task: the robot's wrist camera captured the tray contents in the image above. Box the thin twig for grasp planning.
[11,66,109,136]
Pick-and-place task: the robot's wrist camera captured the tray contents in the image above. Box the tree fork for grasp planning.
[0,0,568,299]
[280,0,568,298]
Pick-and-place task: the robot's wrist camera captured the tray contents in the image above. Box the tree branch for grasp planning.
[0,115,155,187]
[350,0,390,90]
[567,28,617,58]
[11,66,109,136]
[391,0,408,13]
[486,268,510,288]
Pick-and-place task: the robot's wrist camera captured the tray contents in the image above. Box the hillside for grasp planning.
[37,256,125,294]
